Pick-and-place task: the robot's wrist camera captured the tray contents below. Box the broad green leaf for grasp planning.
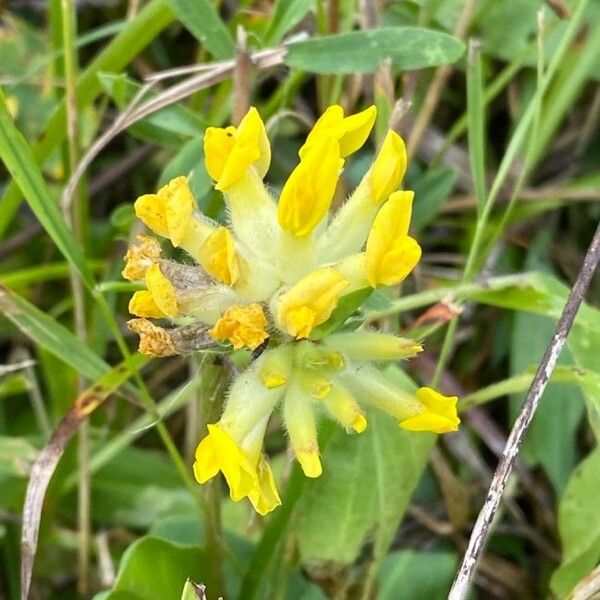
[284,27,465,74]
[101,536,207,600]
[167,0,234,59]
[509,234,584,492]
[0,0,175,238]
[511,310,584,492]
[297,368,434,563]
[550,448,600,598]
[0,91,94,288]
[0,437,38,477]
[378,550,458,600]
[264,0,313,45]
[98,72,205,144]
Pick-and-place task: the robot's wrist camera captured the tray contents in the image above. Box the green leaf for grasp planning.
[101,536,207,600]
[0,90,94,288]
[509,234,584,492]
[550,448,600,598]
[284,27,465,74]
[378,550,458,600]
[98,72,205,144]
[0,286,108,380]
[167,0,234,59]
[264,0,313,45]
[297,368,434,563]
[466,41,487,212]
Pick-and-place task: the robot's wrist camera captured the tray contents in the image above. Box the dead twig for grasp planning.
[449,219,600,600]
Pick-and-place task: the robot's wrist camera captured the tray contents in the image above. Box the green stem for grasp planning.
[197,356,226,596]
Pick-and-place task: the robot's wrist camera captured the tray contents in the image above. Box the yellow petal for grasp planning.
[365,191,421,287]
[296,448,322,478]
[197,226,239,285]
[134,193,168,237]
[128,290,165,318]
[336,105,377,157]
[193,424,257,501]
[278,139,343,237]
[277,267,349,338]
[165,178,195,247]
[299,105,377,158]
[204,127,236,183]
[209,303,268,350]
[370,130,407,202]
[204,107,270,191]
[248,456,282,515]
[122,235,161,281]
[400,387,460,434]
[259,345,294,389]
[145,263,178,318]
[319,381,367,433]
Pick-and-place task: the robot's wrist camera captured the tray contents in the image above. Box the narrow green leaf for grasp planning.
[0,286,107,380]
[0,437,38,478]
[284,27,465,74]
[0,91,94,288]
[167,0,234,59]
[466,40,487,212]
[264,0,313,45]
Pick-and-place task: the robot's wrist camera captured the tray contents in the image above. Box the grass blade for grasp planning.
[466,39,487,213]
[0,93,94,288]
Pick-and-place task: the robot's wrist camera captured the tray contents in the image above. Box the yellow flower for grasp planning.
[209,303,268,350]
[145,263,178,318]
[193,424,257,501]
[277,268,349,338]
[299,104,377,158]
[248,456,282,515]
[400,387,460,433]
[128,290,165,318]
[370,130,407,203]
[365,190,422,286]
[125,105,460,516]
[278,139,343,237]
[204,107,270,191]
[198,226,240,285]
[122,235,161,281]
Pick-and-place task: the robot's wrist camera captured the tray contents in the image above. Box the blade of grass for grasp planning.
[466,39,486,214]
[0,90,94,288]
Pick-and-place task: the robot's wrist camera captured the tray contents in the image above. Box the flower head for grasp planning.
[124,105,459,515]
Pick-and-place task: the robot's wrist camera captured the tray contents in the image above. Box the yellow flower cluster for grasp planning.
[123,105,460,515]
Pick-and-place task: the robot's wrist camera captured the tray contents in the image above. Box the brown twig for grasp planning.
[449,219,600,600]
[232,26,252,125]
